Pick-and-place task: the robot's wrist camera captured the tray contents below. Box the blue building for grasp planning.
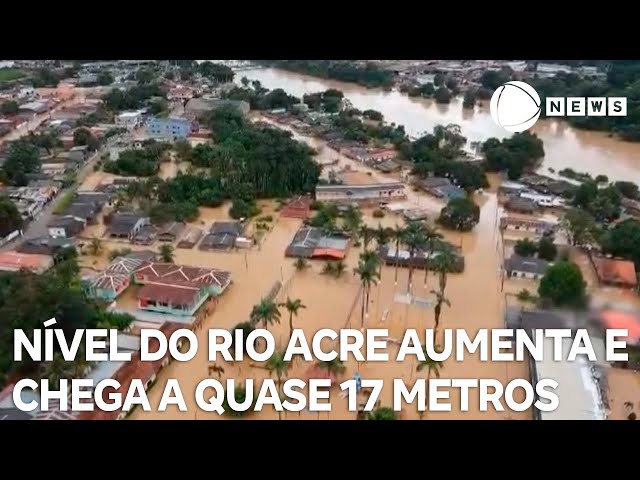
[146,116,193,140]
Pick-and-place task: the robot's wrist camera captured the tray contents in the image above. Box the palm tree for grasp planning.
[403,221,428,293]
[229,321,255,360]
[343,205,363,241]
[317,358,346,378]
[359,249,380,272]
[158,244,175,263]
[294,257,309,272]
[359,225,375,250]
[373,223,392,250]
[416,344,444,420]
[71,344,93,379]
[430,290,451,338]
[333,260,346,278]
[251,298,281,330]
[322,261,336,276]
[87,237,103,256]
[266,349,291,420]
[422,225,443,287]
[39,353,73,390]
[366,406,399,420]
[391,224,405,285]
[433,248,458,297]
[279,297,306,342]
[266,350,291,386]
[354,260,379,327]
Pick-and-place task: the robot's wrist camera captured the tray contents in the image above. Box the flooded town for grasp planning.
[0,59,639,421]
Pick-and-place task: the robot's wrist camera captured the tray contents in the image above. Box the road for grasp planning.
[1,141,110,251]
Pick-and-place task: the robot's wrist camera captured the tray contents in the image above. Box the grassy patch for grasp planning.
[0,68,25,83]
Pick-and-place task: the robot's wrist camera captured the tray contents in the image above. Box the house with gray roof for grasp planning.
[285,226,350,260]
[107,212,149,240]
[504,254,550,280]
[200,221,244,250]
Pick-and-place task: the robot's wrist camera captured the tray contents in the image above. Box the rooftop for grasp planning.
[592,257,638,288]
[505,254,550,276]
[0,251,53,273]
[134,261,232,290]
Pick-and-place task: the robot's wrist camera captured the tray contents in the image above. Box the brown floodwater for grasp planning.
[238,68,640,182]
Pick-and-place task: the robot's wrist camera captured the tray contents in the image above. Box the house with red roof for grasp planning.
[591,256,638,290]
[133,261,232,316]
[280,195,312,219]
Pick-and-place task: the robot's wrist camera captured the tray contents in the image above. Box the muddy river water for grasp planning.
[239,68,640,182]
[129,68,640,420]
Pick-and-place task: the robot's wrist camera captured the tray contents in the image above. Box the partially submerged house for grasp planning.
[177,227,203,249]
[379,243,465,273]
[499,215,557,236]
[106,212,149,241]
[200,221,244,251]
[315,182,406,205]
[505,197,538,215]
[84,255,147,301]
[591,256,638,290]
[504,254,550,280]
[0,251,53,274]
[280,196,312,220]
[17,236,75,256]
[133,261,232,316]
[285,226,350,260]
[414,176,465,200]
[157,221,186,243]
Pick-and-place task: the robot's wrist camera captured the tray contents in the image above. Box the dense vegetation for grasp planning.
[0,254,134,387]
[102,82,166,112]
[121,105,321,222]
[102,141,170,177]
[405,125,489,192]
[1,139,41,186]
[0,196,23,238]
[258,60,395,88]
[482,132,545,180]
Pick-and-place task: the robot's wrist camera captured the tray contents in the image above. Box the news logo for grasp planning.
[490,81,541,133]
[490,81,628,133]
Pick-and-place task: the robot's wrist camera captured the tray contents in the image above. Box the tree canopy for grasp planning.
[538,261,586,308]
[437,197,480,231]
[482,132,545,180]
[0,196,22,238]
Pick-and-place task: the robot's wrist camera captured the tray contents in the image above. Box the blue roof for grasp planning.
[437,184,466,199]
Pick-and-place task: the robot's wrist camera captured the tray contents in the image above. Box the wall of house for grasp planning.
[509,270,541,280]
[316,187,405,202]
[146,118,191,140]
[138,287,209,316]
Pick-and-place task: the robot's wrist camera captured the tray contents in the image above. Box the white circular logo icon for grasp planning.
[490,81,541,133]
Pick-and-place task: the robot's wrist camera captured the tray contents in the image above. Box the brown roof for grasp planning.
[138,283,200,305]
[592,257,638,287]
[79,322,183,420]
[134,261,231,289]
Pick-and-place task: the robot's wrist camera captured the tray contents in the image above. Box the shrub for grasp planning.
[372,208,385,218]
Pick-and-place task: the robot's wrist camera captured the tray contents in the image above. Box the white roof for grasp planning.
[533,336,607,420]
[118,111,142,118]
[115,333,141,352]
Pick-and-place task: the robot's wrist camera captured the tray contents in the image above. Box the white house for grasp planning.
[315,183,406,204]
[504,254,550,280]
[115,110,144,129]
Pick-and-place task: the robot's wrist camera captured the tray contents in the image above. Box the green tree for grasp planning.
[433,73,445,87]
[602,219,640,268]
[615,181,639,200]
[3,140,40,185]
[359,224,374,250]
[403,221,428,292]
[342,205,363,240]
[0,100,18,115]
[87,237,103,256]
[538,261,586,307]
[39,353,72,390]
[354,259,380,327]
[391,224,406,286]
[438,197,480,232]
[73,127,99,150]
[537,236,558,262]
[317,358,346,378]
[97,71,114,86]
[462,89,476,109]
[174,139,192,162]
[422,225,443,286]
[0,196,23,238]
[561,208,599,247]
[416,344,444,419]
[266,349,291,386]
[434,87,452,104]
[514,238,538,257]
[158,244,175,263]
[366,406,399,420]
[251,298,281,330]
[279,297,306,342]
[294,257,309,272]
[222,385,255,417]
